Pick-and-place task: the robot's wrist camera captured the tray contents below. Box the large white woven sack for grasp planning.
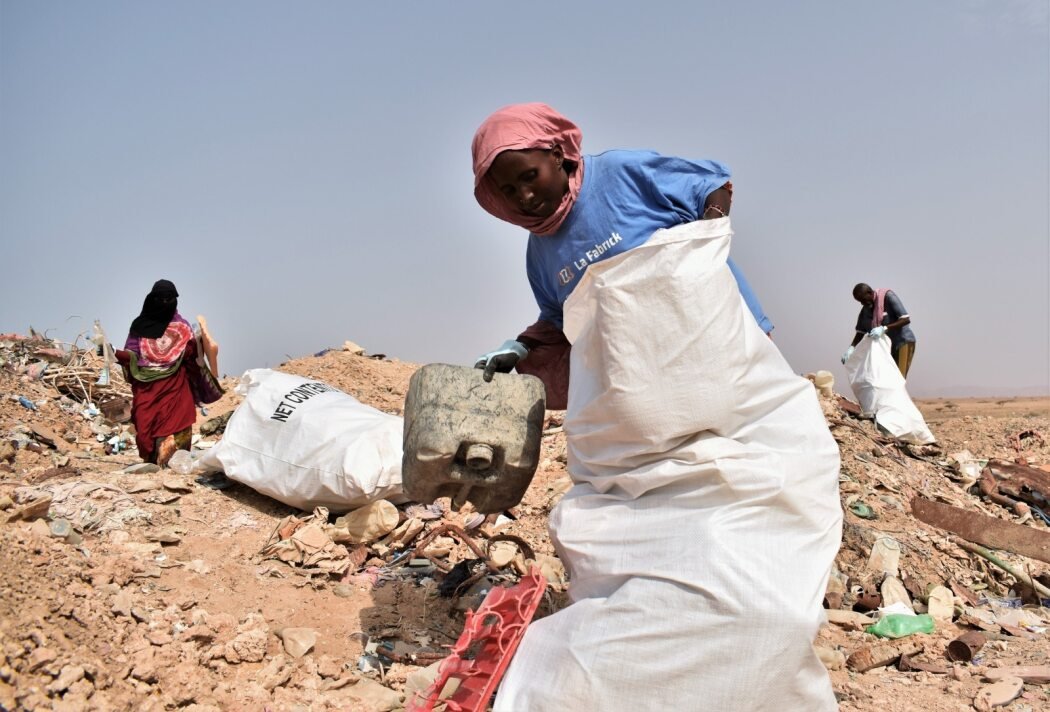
[495,218,843,711]
[845,336,935,444]
[197,368,403,511]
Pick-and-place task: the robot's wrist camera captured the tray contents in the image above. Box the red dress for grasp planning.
[116,339,199,463]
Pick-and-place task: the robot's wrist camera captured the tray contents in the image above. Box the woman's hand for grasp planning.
[702,184,732,219]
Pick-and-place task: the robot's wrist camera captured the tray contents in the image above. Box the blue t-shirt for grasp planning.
[525,150,773,333]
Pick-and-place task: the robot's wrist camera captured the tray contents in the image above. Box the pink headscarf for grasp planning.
[471,103,585,236]
[872,288,890,329]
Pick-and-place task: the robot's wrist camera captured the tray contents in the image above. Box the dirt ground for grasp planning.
[1,335,1048,711]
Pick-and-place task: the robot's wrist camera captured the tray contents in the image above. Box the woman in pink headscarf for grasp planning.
[471,103,771,408]
[470,104,841,712]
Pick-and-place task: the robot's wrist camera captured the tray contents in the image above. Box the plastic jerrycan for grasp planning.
[402,364,546,513]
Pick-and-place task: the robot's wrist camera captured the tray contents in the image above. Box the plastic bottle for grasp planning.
[865,613,934,639]
[167,449,194,475]
[18,396,37,411]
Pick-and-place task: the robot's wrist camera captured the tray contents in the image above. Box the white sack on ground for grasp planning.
[845,336,935,444]
[495,218,843,712]
[197,369,403,511]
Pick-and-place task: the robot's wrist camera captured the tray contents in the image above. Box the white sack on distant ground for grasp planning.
[845,336,935,444]
[197,369,403,511]
[495,218,843,712]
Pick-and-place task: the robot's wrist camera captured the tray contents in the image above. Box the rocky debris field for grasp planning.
[1,331,1048,711]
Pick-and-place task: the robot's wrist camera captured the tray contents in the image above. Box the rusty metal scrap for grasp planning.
[412,523,493,573]
[910,497,1050,564]
[978,468,1030,517]
[847,640,924,673]
[984,460,1050,508]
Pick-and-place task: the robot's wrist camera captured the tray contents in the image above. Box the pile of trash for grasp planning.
[2,331,1048,711]
[813,385,1050,710]
[255,498,566,591]
[1,327,135,464]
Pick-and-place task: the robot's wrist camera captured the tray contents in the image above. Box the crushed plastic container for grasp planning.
[402,364,545,513]
[167,449,194,475]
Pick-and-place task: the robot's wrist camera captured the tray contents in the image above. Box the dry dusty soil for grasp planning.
[1,337,1048,711]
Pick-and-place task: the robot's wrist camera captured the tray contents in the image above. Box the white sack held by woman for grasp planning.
[495,218,843,711]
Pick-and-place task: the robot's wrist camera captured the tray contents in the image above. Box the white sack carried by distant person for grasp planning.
[197,368,403,511]
[844,336,935,444]
[494,218,843,712]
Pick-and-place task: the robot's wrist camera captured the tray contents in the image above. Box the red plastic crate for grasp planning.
[407,568,547,712]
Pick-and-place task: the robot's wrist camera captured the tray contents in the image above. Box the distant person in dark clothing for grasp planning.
[116,280,222,465]
[841,283,916,377]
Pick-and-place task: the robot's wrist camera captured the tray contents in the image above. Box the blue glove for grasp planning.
[841,346,856,364]
[474,340,528,382]
[869,326,887,339]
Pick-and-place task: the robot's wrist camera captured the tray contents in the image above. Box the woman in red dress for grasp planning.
[116,280,216,465]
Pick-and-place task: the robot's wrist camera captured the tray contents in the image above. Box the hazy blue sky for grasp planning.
[2,1,1047,397]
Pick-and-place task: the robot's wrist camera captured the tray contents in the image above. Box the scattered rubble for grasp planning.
[1,330,1047,710]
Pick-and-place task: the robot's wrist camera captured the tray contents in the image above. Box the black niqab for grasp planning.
[129,279,179,339]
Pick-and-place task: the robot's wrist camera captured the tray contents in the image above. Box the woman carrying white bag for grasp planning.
[471,104,843,711]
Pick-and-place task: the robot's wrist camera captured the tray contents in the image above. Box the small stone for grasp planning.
[147,631,173,646]
[46,665,85,694]
[0,495,13,510]
[843,682,872,701]
[129,650,159,683]
[488,540,519,568]
[974,676,1024,710]
[144,492,181,504]
[29,518,51,538]
[346,677,403,711]
[126,480,160,493]
[0,681,15,711]
[278,628,317,659]
[11,495,53,522]
[815,645,846,671]
[185,559,211,575]
[123,463,161,475]
[316,655,342,679]
[111,590,133,617]
[27,647,57,671]
[333,584,354,598]
[223,629,267,664]
[926,585,954,623]
[146,531,181,545]
[258,655,293,691]
[162,479,193,493]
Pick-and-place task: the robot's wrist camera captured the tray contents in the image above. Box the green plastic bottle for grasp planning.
[865,613,935,639]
